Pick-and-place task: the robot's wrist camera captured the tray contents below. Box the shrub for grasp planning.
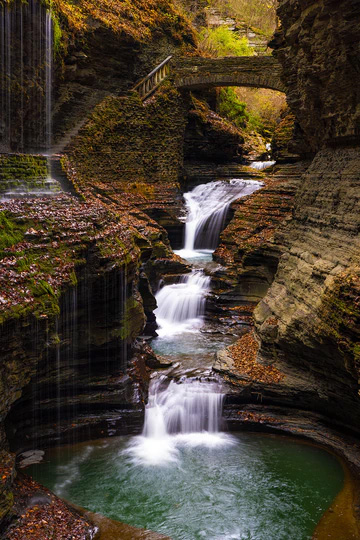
[218,88,249,129]
[198,26,253,57]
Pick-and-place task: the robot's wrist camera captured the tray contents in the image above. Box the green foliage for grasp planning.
[218,88,247,128]
[198,26,253,57]
[218,87,289,143]
[30,279,60,317]
[218,87,260,133]
[51,12,63,54]
[207,0,277,38]
[0,212,26,256]
[32,279,57,298]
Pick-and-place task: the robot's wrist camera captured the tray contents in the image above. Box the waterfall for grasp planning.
[0,0,54,152]
[126,377,234,466]
[0,1,59,198]
[250,161,276,171]
[175,179,263,260]
[45,7,53,155]
[154,270,211,337]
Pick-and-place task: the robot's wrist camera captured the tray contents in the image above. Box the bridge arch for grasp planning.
[174,56,285,94]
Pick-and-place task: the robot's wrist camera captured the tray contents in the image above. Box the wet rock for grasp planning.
[17,451,45,469]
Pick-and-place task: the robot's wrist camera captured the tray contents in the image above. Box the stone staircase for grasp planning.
[0,154,62,199]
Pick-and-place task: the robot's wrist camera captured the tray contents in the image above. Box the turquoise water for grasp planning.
[27,433,343,540]
[151,331,238,371]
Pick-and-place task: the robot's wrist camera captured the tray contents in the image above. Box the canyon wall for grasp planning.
[0,0,195,526]
[271,0,360,152]
[251,0,360,430]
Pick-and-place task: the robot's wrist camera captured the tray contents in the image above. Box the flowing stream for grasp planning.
[154,179,262,339]
[154,270,211,337]
[175,179,263,261]
[26,177,345,539]
[250,161,276,171]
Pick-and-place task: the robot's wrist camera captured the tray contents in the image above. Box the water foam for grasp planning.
[175,179,263,258]
[154,270,210,337]
[126,378,235,466]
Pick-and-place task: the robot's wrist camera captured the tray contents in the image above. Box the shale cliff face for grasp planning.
[255,149,360,428]
[249,0,360,431]
[272,0,360,151]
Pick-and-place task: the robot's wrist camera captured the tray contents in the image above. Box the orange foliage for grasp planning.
[53,0,195,43]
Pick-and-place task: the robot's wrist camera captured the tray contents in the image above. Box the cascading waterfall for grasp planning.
[0,0,54,152]
[175,179,263,260]
[45,6,53,155]
[250,161,276,171]
[0,1,60,198]
[154,270,210,337]
[126,377,234,465]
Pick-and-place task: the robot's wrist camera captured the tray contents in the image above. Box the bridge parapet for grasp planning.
[173,56,285,93]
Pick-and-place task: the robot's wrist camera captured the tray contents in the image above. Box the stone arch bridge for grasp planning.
[133,56,285,101]
[173,56,285,93]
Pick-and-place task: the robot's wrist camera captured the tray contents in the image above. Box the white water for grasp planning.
[45,8,53,155]
[126,377,234,466]
[1,1,54,152]
[154,270,210,337]
[175,179,263,260]
[250,161,276,171]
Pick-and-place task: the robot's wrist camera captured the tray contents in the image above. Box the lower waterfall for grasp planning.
[126,377,233,466]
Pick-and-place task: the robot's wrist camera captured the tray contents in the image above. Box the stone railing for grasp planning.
[133,55,173,100]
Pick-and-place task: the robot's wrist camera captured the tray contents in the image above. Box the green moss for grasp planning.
[0,155,49,195]
[68,84,187,195]
[0,212,27,256]
[29,279,60,318]
[116,297,144,341]
[69,270,78,286]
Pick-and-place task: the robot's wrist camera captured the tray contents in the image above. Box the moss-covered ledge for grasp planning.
[0,191,179,525]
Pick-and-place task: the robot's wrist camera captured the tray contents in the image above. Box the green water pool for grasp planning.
[27,432,343,540]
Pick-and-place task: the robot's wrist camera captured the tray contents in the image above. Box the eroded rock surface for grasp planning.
[272,0,360,151]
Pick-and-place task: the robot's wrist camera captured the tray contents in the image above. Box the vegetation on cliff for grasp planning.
[51,0,196,45]
[197,25,253,56]
[207,0,277,38]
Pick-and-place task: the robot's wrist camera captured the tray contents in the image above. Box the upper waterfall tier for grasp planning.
[175,179,263,260]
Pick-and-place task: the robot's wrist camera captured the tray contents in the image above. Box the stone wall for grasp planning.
[184,94,244,163]
[65,85,189,245]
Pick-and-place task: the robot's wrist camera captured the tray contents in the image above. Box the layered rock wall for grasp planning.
[272,0,360,151]
[250,0,360,432]
[255,148,360,429]
[216,1,360,438]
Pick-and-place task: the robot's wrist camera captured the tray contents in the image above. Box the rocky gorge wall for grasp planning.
[0,192,178,523]
[252,148,360,427]
[271,0,360,152]
[240,1,360,433]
